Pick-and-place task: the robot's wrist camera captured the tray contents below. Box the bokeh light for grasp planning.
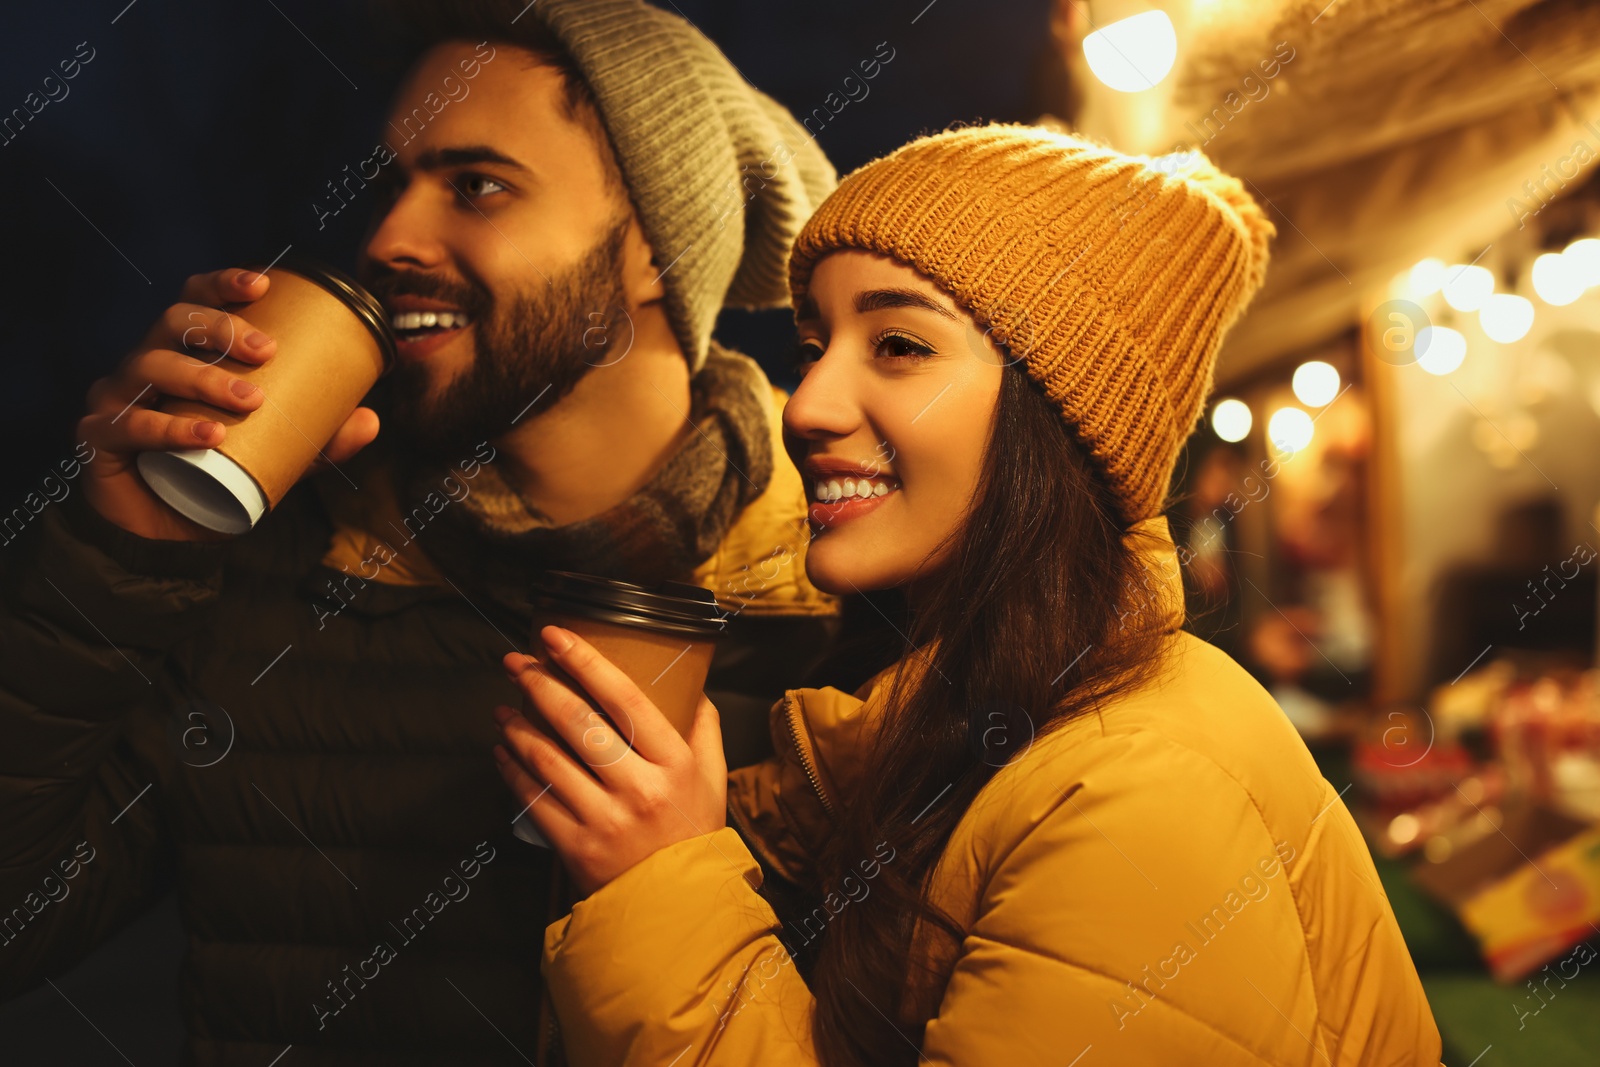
[1267,407,1314,454]
[1083,10,1178,92]
[1211,398,1253,442]
[1416,325,1466,375]
[1441,264,1494,312]
[1478,293,1534,343]
[1408,258,1447,298]
[1292,361,1341,407]
[1531,252,1584,306]
[1563,237,1600,288]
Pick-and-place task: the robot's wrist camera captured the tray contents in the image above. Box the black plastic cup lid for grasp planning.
[529,571,728,639]
[240,255,397,374]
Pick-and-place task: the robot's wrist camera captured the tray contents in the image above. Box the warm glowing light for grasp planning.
[1083,10,1178,92]
[1408,258,1447,298]
[1441,264,1494,312]
[1291,361,1340,407]
[1267,407,1314,454]
[1211,398,1252,442]
[1389,814,1421,846]
[1416,325,1466,375]
[1479,293,1534,343]
[1563,237,1600,288]
[1531,252,1584,306]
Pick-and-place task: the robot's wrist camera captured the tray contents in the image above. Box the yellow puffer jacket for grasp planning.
[540,518,1444,1066]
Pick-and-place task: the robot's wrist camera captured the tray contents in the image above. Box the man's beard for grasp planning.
[366,216,632,461]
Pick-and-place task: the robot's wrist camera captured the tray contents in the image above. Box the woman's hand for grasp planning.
[493,625,727,895]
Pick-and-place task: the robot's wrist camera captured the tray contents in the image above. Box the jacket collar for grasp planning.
[728,514,1185,884]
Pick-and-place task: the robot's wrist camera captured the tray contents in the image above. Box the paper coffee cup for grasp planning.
[513,571,727,848]
[136,258,395,535]
[529,571,727,736]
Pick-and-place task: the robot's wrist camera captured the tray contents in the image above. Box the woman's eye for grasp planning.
[876,333,934,361]
[456,173,507,200]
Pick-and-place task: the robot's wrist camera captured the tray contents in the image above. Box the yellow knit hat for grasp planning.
[788,123,1274,524]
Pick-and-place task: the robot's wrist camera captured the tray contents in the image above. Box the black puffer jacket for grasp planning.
[0,429,834,1064]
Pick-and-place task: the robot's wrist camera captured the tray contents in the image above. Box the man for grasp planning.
[0,1,836,1062]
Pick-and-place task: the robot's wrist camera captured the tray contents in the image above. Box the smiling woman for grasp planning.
[785,255,1007,593]
[498,123,1446,1067]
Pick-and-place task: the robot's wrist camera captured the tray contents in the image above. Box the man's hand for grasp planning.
[78,267,380,542]
[493,626,727,896]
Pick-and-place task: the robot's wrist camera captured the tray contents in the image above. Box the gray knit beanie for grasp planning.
[529,0,837,374]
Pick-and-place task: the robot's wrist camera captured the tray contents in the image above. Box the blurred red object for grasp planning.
[1354,707,1476,814]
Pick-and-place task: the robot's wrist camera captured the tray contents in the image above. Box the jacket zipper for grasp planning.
[784,693,836,820]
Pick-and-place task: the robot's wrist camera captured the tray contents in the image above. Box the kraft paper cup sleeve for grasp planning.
[137,448,269,536]
[205,270,387,507]
[138,260,392,534]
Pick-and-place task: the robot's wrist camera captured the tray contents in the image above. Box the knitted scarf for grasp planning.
[393,344,775,618]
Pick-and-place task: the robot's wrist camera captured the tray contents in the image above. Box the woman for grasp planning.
[490,125,1442,1065]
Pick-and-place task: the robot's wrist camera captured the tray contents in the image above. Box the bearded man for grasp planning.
[0,1,837,1063]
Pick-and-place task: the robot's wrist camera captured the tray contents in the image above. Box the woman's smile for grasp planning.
[804,456,902,530]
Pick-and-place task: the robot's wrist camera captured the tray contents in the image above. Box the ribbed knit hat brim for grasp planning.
[789,123,1273,524]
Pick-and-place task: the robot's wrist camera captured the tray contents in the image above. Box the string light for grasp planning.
[1083,10,1178,92]
[1408,258,1447,298]
[1291,361,1340,407]
[1531,252,1584,306]
[1563,238,1600,288]
[1211,398,1252,442]
[1416,325,1466,375]
[1479,293,1534,343]
[1267,407,1314,454]
[1441,264,1494,312]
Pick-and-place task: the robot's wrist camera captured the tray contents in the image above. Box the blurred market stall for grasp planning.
[1040,2,1600,1061]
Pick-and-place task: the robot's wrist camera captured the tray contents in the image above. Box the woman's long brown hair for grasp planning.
[805,363,1175,1066]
